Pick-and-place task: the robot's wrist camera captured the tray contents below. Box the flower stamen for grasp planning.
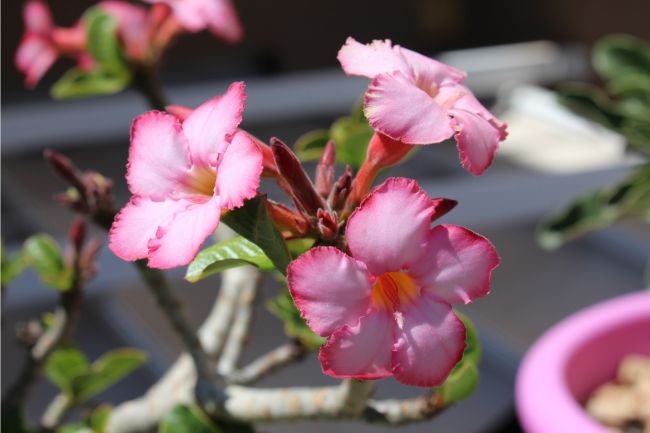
[371,271,419,312]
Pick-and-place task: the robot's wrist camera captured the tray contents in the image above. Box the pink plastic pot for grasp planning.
[515,291,650,433]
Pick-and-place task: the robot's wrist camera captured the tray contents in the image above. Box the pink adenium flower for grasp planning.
[287,177,499,386]
[109,82,262,268]
[144,0,243,43]
[338,38,508,175]
[15,0,86,87]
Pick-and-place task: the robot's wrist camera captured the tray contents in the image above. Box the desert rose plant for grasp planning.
[3,3,508,431]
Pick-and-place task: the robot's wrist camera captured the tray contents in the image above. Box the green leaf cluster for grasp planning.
[51,8,131,100]
[558,35,650,155]
[434,312,481,404]
[294,101,373,169]
[45,347,147,405]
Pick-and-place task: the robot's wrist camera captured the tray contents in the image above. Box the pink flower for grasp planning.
[338,38,508,175]
[287,177,499,386]
[15,1,85,87]
[144,0,243,43]
[109,82,262,269]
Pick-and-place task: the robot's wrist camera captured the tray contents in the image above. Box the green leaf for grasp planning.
[159,405,221,433]
[286,238,315,259]
[557,82,623,129]
[593,34,650,81]
[51,67,131,100]
[222,196,291,275]
[1,241,28,286]
[329,116,373,170]
[23,234,73,291]
[267,287,325,351]
[538,164,650,249]
[83,9,123,69]
[71,348,147,403]
[294,129,330,162]
[45,348,90,393]
[435,312,481,404]
[86,405,112,433]
[186,236,275,282]
[621,118,650,156]
[56,423,90,433]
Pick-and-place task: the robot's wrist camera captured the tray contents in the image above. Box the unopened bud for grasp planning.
[44,149,86,193]
[329,165,352,211]
[68,218,86,253]
[315,140,336,197]
[316,209,338,241]
[431,198,458,222]
[271,138,327,217]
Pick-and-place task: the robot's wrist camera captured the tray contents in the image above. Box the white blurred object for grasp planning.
[497,85,639,174]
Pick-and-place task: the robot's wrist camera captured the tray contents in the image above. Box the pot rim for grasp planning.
[515,290,650,433]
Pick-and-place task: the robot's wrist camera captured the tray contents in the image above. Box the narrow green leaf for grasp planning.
[71,348,147,403]
[44,348,90,393]
[557,82,623,129]
[83,9,123,67]
[538,164,650,249]
[23,234,73,291]
[56,423,90,433]
[267,288,325,351]
[51,67,131,100]
[186,236,275,282]
[221,196,291,275]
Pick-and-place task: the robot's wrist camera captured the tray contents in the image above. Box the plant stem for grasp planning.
[132,65,168,111]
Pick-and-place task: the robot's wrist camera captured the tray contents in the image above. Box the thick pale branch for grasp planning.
[226,341,306,385]
[217,272,261,376]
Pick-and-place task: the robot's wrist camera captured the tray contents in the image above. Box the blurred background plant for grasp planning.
[539,35,650,282]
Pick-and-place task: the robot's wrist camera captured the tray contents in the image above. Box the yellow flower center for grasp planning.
[371,271,419,312]
[185,166,217,196]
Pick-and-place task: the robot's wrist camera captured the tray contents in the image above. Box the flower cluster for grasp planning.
[16,0,242,88]
[99,38,505,386]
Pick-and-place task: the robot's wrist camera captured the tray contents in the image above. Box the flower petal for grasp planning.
[287,246,373,337]
[392,293,466,387]
[126,111,191,198]
[320,310,394,379]
[439,83,508,139]
[365,72,454,145]
[15,35,57,88]
[24,0,53,33]
[109,196,187,262]
[337,37,410,79]
[410,224,499,305]
[346,177,438,275]
[146,197,221,269]
[215,131,262,209]
[205,0,243,43]
[182,81,246,166]
[399,46,466,86]
[450,108,501,175]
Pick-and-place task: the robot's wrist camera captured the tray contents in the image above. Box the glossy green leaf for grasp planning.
[593,34,650,81]
[160,405,220,433]
[538,164,650,249]
[1,242,28,286]
[267,288,325,351]
[71,348,147,403]
[56,423,90,433]
[329,116,373,169]
[222,196,291,275]
[434,312,481,404]
[23,234,73,291]
[83,9,123,69]
[45,348,90,393]
[186,236,275,282]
